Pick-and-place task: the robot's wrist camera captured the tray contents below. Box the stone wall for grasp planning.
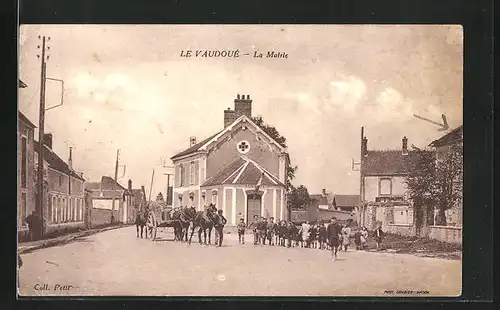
[428,225,462,244]
[386,224,416,237]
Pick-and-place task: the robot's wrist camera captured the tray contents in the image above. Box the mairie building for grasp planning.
[170,94,290,226]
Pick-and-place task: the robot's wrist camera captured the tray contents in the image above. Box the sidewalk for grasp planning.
[18,224,131,254]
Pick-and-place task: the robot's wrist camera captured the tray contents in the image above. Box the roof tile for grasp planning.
[34,141,85,181]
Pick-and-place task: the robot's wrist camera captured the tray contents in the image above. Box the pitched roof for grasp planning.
[201,156,284,187]
[34,140,85,181]
[309,194,329,205]
[18,111,36,128]
[333,195,360,207]
[429,125,463,147]
[84,182,101,191]
[170,131,223,160]
[170,115,287,161]
[361,150,421,176]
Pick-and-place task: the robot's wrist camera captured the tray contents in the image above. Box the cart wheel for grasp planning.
[146,211,157,241]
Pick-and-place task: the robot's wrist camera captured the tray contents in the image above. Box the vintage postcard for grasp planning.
[17,25,463,297]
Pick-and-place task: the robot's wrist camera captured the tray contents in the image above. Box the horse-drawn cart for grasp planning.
[143,205,181,241]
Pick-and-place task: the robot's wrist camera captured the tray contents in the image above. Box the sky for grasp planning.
[19,25,463,198]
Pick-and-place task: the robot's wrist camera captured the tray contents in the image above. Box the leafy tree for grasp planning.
[287,185,310,210]
[405,143,463,227]
[433,143,463,225]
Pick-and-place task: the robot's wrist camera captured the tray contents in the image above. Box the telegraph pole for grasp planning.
[161,159,175,206]
[36,35,49,238]
[164,173,173,205]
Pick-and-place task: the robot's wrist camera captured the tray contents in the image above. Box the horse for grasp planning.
[170,206,197,241]
[135,211,147,238]
[188,203,218,245]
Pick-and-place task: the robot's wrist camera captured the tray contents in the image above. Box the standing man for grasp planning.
[214,209,227,247]
[248,215,259,245]
[327,217,342,262]
[25,211,37,241]
[267,217,276,246]
[258,217,267,245]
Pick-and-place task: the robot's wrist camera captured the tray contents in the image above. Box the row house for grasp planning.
[34,134,87,234]
[84,176,134,226]
[17,79,36,236]
[170,94,290,227]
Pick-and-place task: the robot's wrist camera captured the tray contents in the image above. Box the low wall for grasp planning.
[91,208,120,227]
[428,225,462,244]
[46,222,85,235]
[386,224,416,237]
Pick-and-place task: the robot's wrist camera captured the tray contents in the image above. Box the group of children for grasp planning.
[236,215,381,251]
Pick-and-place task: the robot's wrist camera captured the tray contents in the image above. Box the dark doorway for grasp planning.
[247,192,262,222]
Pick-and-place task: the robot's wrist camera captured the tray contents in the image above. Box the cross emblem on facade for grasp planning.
[237,141,250,154]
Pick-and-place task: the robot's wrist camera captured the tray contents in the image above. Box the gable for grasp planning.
[170,115,286,161]
[205,124,282,180]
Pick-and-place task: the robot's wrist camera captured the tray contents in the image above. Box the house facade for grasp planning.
[18,108,36,236]
[170,94,289,226]
[429,125,463,227]
[84,176,134,226]
[358,127,418,231]
[34,135,87,235]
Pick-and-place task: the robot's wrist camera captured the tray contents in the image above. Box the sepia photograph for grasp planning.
[17,24,463,297]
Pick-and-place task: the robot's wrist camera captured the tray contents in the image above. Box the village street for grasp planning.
[18,226,461,297]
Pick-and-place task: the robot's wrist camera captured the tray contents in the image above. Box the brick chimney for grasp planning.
[128,179,132,191]
[224,107,236,128]
[68,147,73,170]
[402,136,408,155]
[234,94,252,119]
[322,188,326,196]
[43,133,53,149]
[361,136,368,157]
[190,136,197,147]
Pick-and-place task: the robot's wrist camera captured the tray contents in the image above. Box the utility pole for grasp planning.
[111,149,120,222]
[161,159,175,206]
[36,35,49,238]
[148,169,155,205]
[164,173,173,205]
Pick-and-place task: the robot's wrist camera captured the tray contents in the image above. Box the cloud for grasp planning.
[368,87,414,122]
[327,75,367,115]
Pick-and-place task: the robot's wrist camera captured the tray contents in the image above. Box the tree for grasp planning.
[405,144,463,228]
[433,143,463,225]
[156,192,165,203]
[287,185,310,210]
[404,148,436,232]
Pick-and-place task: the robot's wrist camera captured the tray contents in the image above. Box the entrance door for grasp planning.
[247,196,262,224]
